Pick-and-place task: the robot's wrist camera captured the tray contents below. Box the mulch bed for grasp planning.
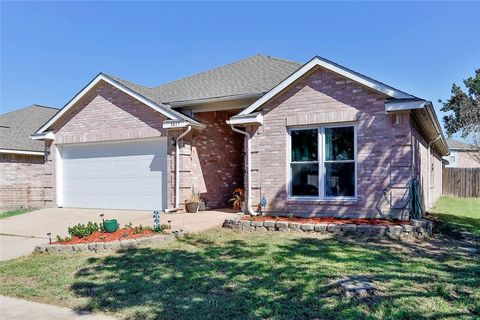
[55,228,156,244]
[242,215,409,226]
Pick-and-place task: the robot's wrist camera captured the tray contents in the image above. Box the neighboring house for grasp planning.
[31,55,448,219]
[0,105,59,209]
[444,139,480,168]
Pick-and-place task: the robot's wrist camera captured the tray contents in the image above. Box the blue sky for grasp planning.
[1,1,479,135]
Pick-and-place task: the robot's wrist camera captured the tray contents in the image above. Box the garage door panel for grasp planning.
[61,139,167,210]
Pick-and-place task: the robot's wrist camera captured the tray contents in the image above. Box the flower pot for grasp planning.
[103,219,118,233]
[185,202,200,213]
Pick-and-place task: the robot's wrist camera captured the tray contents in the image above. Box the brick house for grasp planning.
[0,105,58,210]
[444,139,480,168]
[30,55,448,219]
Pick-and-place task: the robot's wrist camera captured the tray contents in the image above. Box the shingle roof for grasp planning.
[447,139,475,150]
[0,105,59,152]
[107,55,301,105]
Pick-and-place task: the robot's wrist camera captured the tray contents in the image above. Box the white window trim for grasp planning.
[286,123,357,201]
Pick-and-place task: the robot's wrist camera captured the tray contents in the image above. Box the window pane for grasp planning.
[325,162,355,197]
[291,163,319,196]
[325,127,354,161]
[291,129,318,162]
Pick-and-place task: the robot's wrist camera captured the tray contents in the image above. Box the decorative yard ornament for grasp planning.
[260,193,267,215]
[153,210,161,231]
[47,232,52,244]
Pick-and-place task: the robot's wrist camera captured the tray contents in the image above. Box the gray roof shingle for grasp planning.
[107,55,301,105]
[447,139,475,150]
[0,105,59,152]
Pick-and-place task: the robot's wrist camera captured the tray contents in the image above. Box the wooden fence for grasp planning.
[442,168,480,197]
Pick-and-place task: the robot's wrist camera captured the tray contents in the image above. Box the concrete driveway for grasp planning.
[0,207,237,261]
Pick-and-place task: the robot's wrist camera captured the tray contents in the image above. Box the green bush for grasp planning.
[68,221,100,238]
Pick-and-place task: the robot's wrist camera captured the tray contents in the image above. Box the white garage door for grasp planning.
[60,139,167,210]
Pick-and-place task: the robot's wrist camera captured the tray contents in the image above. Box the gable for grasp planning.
[53,82,168,144]
[34,74,202,136]
[239,56,414,116]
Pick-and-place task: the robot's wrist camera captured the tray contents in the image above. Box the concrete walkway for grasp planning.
[0,295,115,320]
[0,207,238,261]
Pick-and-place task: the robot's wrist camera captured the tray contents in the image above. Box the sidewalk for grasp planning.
[0,296,116,320]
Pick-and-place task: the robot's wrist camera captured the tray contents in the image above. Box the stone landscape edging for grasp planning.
[34,231,184,254]
[222,217,433,239]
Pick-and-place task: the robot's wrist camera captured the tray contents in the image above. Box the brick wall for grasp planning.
[456,151,480,168]
[0,153,53,210]
[411,120,443,210]
[173,111,244,209]
[49,81,170,206]
[246,67,422,219]
[48,82,243,210]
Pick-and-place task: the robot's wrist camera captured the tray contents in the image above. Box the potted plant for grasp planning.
[229,188,245,212]
[185,193,201,213]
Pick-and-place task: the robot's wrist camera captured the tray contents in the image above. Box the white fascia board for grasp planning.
[240,56,414,116]
[163,120,206,130]
[30,131,55,140]
[226,113,263,125]
[35,74,182,134]
[385,100,427,112]
[0,149,44,156]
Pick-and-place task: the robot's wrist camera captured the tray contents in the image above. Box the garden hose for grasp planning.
[382,178,423,218]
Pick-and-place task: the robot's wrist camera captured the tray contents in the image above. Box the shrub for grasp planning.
[56,235,71,243]
[68,221,100,238]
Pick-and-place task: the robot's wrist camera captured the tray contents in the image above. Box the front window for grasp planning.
[289,125,356,199]
[290,129,319,196]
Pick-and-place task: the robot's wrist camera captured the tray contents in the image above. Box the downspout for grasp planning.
[427,135,441,208]
[230,125,259,216]
[165,126,192,212]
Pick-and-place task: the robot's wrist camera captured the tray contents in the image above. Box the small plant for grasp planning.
[160,223,171,230]
[229,188,245,211]
[287,213,293,220]
[133,225,144,234]
[122,231,129,238]
[275,217,280,221]
[124,222,133,229]
[68,221,100,238]
[186,192,201,203]
[185,192,202,213]
[99,235,107,241]
[56,235,71,243]
[153,225,164,233]
[249,216,254,221]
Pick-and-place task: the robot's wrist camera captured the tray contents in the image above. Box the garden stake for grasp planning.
[47,232,52,244]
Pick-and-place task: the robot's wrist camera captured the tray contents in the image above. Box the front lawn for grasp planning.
[430,197,480,237]
[0,229,478,320]
[0,207,35,220]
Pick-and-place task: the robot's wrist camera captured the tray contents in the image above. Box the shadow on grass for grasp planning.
[430,212,480,239]
[70,234,479,320]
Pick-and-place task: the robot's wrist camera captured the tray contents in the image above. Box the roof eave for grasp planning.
[238,55,415,116]
[163,120,206,130]
[30,131,55,141]
[34,74,190,135]
[227,113,263,126]
[0,148,44,156]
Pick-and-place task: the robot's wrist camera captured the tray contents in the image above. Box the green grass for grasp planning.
[1,229,479,320]
[430,197,480,237]
[0,207,35,220]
